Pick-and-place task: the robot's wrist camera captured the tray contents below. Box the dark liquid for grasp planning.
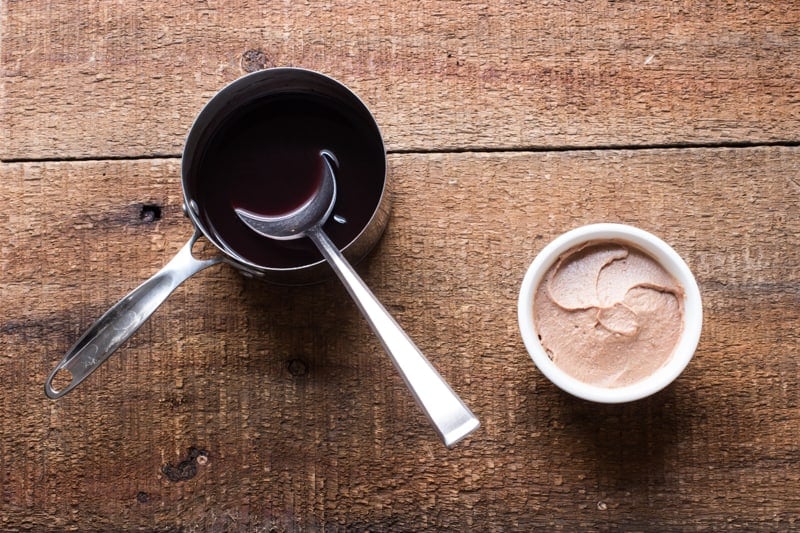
[189,94,385,268]
[231,145,326,217]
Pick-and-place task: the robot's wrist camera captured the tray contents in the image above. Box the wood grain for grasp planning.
[1,147,798,530]
[2,1,799,159]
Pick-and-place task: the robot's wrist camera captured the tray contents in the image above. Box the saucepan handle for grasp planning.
[45,231,222,399]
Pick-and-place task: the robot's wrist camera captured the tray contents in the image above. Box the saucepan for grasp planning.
[45,68,478,447]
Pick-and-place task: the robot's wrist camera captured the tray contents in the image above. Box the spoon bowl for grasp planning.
[235,150,339,241]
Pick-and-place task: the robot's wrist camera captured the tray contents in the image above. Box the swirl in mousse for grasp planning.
[533,241,685,388]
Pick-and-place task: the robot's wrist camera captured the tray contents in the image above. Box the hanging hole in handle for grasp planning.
[48,368,74,396]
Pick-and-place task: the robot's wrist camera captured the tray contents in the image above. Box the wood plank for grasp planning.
[1,147,798,530]
[2,1,799,159]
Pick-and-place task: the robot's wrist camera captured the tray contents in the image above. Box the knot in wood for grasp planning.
[240,49,268,73]
[287,358,308,377]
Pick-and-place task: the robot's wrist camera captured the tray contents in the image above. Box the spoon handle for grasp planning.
[306,226,479,447]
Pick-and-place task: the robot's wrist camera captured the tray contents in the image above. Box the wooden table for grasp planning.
[2,2,799,530]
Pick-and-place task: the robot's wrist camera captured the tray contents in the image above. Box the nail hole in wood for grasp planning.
[287,359,308,377]
[139,204,162,223]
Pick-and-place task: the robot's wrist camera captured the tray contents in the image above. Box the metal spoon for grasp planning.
[235,151,479,447]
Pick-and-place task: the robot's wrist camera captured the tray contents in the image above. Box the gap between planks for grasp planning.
[1,139,799,164]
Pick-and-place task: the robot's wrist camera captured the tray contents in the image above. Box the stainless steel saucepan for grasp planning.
[45,68,478,447]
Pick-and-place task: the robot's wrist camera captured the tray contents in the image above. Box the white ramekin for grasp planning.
[518,223,703,403]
